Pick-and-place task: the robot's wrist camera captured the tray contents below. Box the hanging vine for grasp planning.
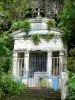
[31,33,41,45]
[41,33,54,42]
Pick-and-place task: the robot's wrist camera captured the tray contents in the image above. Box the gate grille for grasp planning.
[29,57,47,73]
[52,57,60,76]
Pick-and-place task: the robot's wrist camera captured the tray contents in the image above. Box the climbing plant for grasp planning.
[41,33,54,42]
[31,33,41,45]
[22,19,31,33]
[66,48,75,100]
[10,19,31,33]
[67,48,75,72]
[47,19,56,30]
[10,21,23,32]
[58,0,75,49]
[31,33,54,44]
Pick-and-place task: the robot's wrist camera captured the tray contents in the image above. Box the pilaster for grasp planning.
[61,72,68,100]
[22,51,30,85]
[24,51,30,76]
[12,51,18,76]
[47,51,52,76]
[59,51,64,74]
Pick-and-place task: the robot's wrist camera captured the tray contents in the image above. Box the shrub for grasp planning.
[10,21,23,31]
[32,33,41,45]
[41,33,54,41]
[40,79,50,89]
[66,73,75,100]
[47,19,56,30]
[60,33,71,43]
[23,19,31,33]
[70,48,75,57]
[10,19,31,33]
[66,48,75,100]
[67,48,75,72]
[0,88,5,100]
[67,57,75,72]
[0,74,25,95]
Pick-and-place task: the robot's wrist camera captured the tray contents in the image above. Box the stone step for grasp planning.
[5,89,61,100]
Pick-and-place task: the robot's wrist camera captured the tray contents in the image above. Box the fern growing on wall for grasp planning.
[31,33,54,44]
[23,19,31,34]
[31,33,41,45]
[41,33,54,42]
[47,19,56,30]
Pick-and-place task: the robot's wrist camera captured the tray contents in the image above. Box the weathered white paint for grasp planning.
[28,72,47,87]
[12,17,68,100]
[59,51,64,73]
[12,51,18,76]
[61,72,68,100]
[14,37,64,52]
[22,79,28,85]
[47,51,52,76]
[24,51,30,74]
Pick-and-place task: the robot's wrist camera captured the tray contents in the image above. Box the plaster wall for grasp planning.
[14,37,64,52]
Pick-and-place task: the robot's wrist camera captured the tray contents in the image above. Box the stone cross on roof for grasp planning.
[37,8,41,16]
[35,8,43,17]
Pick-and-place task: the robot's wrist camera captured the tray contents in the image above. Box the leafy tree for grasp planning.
[58,0,75,48]
[66,48,75,100]
[0,36,12,73]
[0,0,29,33]
[67,73,75,100]
[10,19,31,33]
[67,48,75,72]
[0,0,30,72]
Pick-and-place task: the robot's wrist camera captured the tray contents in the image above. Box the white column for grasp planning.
[59,51,64,74]
[22,51,29,85]
[24,51,30,75]
[61,72,68,100]
[12,51,18,77]
[47,51,52,76]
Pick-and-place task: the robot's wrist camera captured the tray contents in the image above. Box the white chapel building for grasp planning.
[12,0,68,99]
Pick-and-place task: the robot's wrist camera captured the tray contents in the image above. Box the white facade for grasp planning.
[12,18,68,100]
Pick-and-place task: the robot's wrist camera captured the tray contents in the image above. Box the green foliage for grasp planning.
[40,79,49,89]
[32,33,41,45]
[22,20,31,33]
[60,33,71,43]
[66,48,75,100]
[58,0,75,42]
[0,74,25,95]
[40,80,47,88]
[70,48,75,57]
[2,31,14,51]
[66,73,75,100]
[10,20,31,33]
[0,31,13,73]
[31,33,54,44]
[0,0,29,33]
[0,88,5,100]
[0,41,12,73]
[0,39,6,56]
[47,19,56,30]
[67,48,75,72]
[67,57,75,72]
[42,33,54,41]
[10,21,23,31]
